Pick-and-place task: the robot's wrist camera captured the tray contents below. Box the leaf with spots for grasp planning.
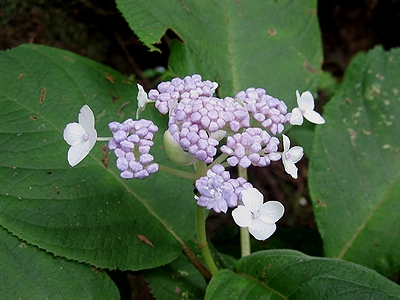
[309,46,400,275]
[116,0,322,102]
[0,44,195,271]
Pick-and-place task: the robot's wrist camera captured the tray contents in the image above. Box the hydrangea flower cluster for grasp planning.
[63,74,325,241]
[195,164,252,213]
[148,74,218,114]
[108,119,159,179]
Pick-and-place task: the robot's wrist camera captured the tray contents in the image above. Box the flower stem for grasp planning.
[238,166,251,257]
[158,164,197,181]
[196,205,218,275]
[96,137,112,141]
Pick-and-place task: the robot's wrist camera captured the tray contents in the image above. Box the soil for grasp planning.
[1,0,400,299]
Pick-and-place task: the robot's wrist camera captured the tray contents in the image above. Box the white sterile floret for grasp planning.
[63,105,97,167]
[232,188,284,241]
[136,83,154,119]
[290,90,325,125]
[281,134,303,179]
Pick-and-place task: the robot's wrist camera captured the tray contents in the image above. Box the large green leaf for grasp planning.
[205,250,400,299]
[0,227,119,299]
[116,0,322,102]
[309,46,400,275]
[0,44,196,271]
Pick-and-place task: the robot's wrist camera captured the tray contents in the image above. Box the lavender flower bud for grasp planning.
[235,87,290,135]
[195,164,252,213]
[108,119,159,179]
[220,127,281,168]
[169,96,250,163]
[148,74,218,114]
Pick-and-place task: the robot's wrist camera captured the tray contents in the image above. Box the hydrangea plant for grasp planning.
[1,0,400,299]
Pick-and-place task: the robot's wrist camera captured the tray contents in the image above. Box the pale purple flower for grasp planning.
[235,87,290,135]
[281,134,303,179]
[108,119,159,179]
[63,105,97,166]
[195,164,251,213]
[220,127,281,168]
[290,90,325,125]
[148,74,218,114]
[232,188,284,241]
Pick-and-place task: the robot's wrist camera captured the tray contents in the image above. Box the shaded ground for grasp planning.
[1,0,400,299]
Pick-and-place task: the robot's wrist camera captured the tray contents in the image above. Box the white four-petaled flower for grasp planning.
[63,105,97,167]
[281,134,303,179]
[232,188,284,241]
[290,90,325,125]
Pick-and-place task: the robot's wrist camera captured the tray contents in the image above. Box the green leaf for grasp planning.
[145,251,207,300]
[0,44,196,271]
[309,46,400,275]
[205,250,400,299]
[0,227,119,299]
[116,0,322,102]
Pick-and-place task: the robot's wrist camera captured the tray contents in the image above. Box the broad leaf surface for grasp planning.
[0,44,196,271]
[116,0,322,102]
[309,46,400,275]
[0,227,119,299]
[205,250,400,299]
[145,251,207,300]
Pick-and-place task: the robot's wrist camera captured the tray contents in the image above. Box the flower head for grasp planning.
[281,134,303,179]
[195,164,252,213]
[290,90,325,125]
[63,105,97,167]
[220,127,280,168]
[232,188,284,240]
[148,74,218,114]
[108,119,159,179]
[235,88,290,135]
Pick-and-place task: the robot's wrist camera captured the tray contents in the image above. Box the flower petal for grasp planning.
[241,188,263,213]
[297,91,315,111]
[78,105,95,133]
[63,123,86,146]
[136,83,150,119]
[282,155,298,179]
[289,107,304,125]
[232,205,253,227]
[248,218,276,241]
[288,146,304,163]
[282,134,290,152]
[67,144,90,167]
[303,110,325,124]
[259,201,285,223]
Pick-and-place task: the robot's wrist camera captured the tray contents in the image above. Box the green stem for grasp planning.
[158,164,197,181]
[238,166,251,257]
[196,206,219,275]
[194,161,219,275]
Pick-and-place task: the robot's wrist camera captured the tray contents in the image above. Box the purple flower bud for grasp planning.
[235,87,290,135]
[221,127,280,168]
[148,74,218,114]
[108,119,159,179]
[195,164,252,213]
[168,96,250,163]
